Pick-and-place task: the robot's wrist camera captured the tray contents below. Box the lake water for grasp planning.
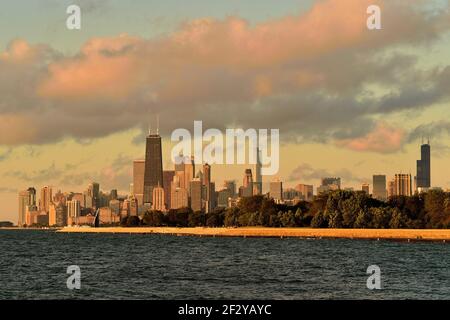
[0,230,449,299]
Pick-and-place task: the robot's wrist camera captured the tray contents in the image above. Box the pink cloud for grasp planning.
[335,122,405,153]
[37,0,379,101]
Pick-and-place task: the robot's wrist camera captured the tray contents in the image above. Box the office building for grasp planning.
[133,160,145,205]
[394,174,412,196]
[143,131,163,203]
[152,185,166,212]
[373,175,387,201]
[190,178,203,212]
[163,170,175,210]
[171,187,189,209]
[49,203,67,227]
[416,142,431,190]
[18,187,36,227]
[67,199,81,226]
[270,178,283,202]
[295,184,314,201]
[39,186,52,213]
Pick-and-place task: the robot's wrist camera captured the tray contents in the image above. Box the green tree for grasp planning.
[311,211,327,228]
[354,210,371,228]
[279,210,296,227]
[389,208,407,229]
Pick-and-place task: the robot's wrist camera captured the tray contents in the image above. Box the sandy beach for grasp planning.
[56,227,450,241]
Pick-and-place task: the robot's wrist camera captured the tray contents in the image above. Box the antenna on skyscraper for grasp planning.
[147,106,152,136]
[156,114,160,135]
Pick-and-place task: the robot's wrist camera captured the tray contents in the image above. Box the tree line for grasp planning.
[121,190,450,229]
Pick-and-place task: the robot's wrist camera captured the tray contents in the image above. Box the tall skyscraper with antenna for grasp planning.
[416,140,431,190]
[143,118,164,204]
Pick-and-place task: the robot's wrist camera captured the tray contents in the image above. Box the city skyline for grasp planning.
[14,136,442,227]
[2,0,450,222]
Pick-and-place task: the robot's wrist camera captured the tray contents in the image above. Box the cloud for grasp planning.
[407,120,450,143]
[1,0,450,150]
[334,122,405,153]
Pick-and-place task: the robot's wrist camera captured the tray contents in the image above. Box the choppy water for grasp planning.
[0,230,449,299]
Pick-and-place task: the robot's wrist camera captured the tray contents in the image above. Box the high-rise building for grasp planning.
[39,186,53,213]
[49,203,67,227]
[163,170,175,209]
[387,179,395,198]
[152,185,166,212]
[109,199,121,216]
[394,174,412,196]
[133,160,145,205]
[224,180,236,198]
[87,182,100,208]
[283,188,300,200]
[67,199,81,226]
[110,189,118,200]
[18,188,36,227]
[202,163,213,213]
[71,193,86,208]
[295,184,314,201]
[170,187,189,209]
[416,142,431,190]
[190,178,203,212]
[129,196,139,216]
[253,148,262,195]
[217,189,233,208]
[270,178,283,202]
[373,175,387,201]
[53,190,66,205]
[361,183,370,194]
[143,132,163,204]
[174,155,196,193]
[240,169,253,197]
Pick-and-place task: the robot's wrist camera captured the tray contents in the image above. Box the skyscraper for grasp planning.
[67,199,81,226]
[190,178,203,212]
[18,188,36,227]
[296,184,314,201]
[49,202,67,227]
[87,182,100,208]
[110,189,118,200]
[240,169,253,197]
[270,178,283,202]
[202,163,212,212]
[133,160,145,205]
[224,180,236,198]
[373,175,387,201]
[387,179,395,198]
[171,188,189,209]
[416,142,431,190]
[152,185,166,212]
[394,174,412,196]
[253,148,262,195]
[39,186,52,213]
[163,170,175,209]
[143,132,163,203]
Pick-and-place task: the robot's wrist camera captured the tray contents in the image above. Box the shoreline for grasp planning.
[55,227,450,242]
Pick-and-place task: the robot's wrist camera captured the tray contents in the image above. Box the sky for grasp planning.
[1,0,450,223]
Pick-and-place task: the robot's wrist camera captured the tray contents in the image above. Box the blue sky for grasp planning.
[0,0,314,53]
